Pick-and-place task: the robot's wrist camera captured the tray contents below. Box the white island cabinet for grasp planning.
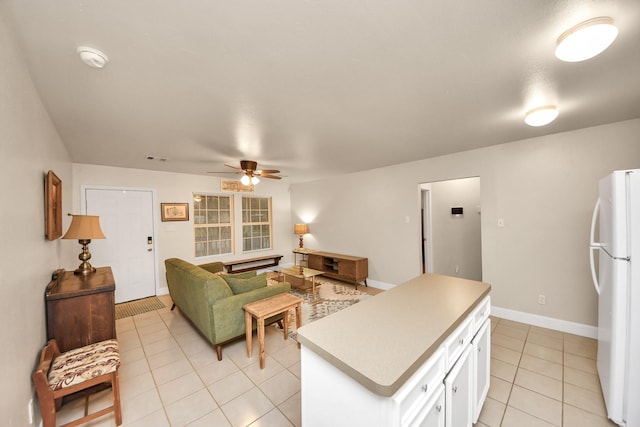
[298,274,491,427]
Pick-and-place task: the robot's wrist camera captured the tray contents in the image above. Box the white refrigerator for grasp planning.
[589,169,640,427]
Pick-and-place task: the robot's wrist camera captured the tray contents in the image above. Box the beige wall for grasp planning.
[0,8,72,425]
[71,164,293,292]
[291,119,640,327]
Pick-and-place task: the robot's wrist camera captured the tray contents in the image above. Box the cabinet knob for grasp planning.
[147,248,153,252]
[458,338,464,345]
[453,386,458,393]
[436,404,442,413]
[421,384,428,393]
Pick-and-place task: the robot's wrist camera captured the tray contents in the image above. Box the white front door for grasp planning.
[84,187,156,303]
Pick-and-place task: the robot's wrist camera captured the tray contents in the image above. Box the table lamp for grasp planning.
[62,214,106,275]
[294,223,309,248]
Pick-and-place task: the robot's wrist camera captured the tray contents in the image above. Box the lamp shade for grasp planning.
[62,215,106,240]
[294,223,309,235]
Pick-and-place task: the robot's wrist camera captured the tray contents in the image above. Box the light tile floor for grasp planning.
[54,298,617,427]
[478,318,617,427]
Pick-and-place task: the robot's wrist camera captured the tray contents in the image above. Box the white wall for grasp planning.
[291,119,640,327]
[428,177,482,280]
[0,8,72,425]
[71,164,293,293]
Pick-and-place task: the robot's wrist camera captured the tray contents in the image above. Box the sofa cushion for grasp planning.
[223,273,268,294]
[227,270,257,279]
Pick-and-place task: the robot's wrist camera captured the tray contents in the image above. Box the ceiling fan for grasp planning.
[208,160,282,185]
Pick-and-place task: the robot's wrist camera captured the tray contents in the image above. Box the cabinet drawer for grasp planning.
[443,317,473,370]
[472,296,491,331]
[393,348,445,425]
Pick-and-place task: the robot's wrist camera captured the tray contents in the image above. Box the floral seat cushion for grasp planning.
[48,339,120,391]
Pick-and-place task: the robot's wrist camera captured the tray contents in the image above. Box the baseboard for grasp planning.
[492,306,597,339]
[366,279,394,291]
[157,286,168,296]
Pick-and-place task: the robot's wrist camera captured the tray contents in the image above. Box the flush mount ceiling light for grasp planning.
[525,105,559,127]
[77,46,109,68]
[555,17,618,62]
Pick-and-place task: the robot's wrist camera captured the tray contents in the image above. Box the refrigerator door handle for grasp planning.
[589,198,601,295]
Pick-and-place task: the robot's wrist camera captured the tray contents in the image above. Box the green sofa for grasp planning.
[164,258,291,360]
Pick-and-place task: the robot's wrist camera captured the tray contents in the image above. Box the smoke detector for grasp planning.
[77,46,109,69]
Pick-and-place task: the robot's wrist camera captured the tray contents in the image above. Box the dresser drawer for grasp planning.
[393,348,445,425]
[443,317,473,370]
[472,296,491,331]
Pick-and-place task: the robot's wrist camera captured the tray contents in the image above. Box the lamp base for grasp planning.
[74,261,96,275]
[298,235,304,248]
[74,239,97,275]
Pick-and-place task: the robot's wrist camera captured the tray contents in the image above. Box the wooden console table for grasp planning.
[45,267,116,353]
[307,251,368,289]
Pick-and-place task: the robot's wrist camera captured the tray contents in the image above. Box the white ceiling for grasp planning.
[4,0,640,183]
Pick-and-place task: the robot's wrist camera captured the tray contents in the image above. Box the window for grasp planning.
[193,195,233,257]
[242,197,272,252]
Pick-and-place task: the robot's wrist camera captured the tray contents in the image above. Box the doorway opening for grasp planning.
[420,177,482,280]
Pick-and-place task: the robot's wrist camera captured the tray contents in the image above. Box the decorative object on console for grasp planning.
[62,214,106,275]
[45,170,62,240]
[294,223,309,248]
[160,202,189,221]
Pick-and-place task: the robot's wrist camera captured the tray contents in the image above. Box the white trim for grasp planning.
[492,306,597,339]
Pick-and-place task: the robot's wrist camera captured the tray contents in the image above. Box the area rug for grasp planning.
[268,277,373,341]
[115,296,166,319]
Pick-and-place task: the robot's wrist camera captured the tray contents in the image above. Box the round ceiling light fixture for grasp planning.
[555,17,618,62]
[77,46,109,69]
[525,105,559,127]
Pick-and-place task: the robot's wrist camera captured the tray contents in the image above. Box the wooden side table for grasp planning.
[243,293,303,369]
[45,267,116,353]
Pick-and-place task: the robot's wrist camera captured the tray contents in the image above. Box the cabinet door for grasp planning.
[472,319,491,423]
[445,345,473,427]
[307,254,322,270]
[408,384,445,427]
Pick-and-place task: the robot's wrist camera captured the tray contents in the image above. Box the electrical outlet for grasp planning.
[538,295,546,305]
[28,398,34,424]
[455,265,460,273]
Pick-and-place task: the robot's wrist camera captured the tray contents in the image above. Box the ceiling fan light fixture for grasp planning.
[555,17,618,62]
[77,46,109,69]
[251,176,260,185]
[525,105,559,127]
[240,174,251,185]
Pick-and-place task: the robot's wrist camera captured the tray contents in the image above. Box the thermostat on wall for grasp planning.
[451,207,463,215]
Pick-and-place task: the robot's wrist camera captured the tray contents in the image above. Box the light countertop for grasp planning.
[297,273,491,396]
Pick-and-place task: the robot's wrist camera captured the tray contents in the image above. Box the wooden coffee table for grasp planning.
[280,266,325,293]
[243,293,303,369]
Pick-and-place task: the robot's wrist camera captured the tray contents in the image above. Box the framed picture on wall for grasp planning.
[45,170,63,240]
[161,203,189,221]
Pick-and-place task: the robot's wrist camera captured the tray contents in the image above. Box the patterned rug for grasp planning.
[268,277,372,341]
[115,296,166,319]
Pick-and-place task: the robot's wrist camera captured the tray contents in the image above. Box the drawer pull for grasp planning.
[458,338,464,345]
[453,385,458,393]
[436,404,442,412]
[421,384,428,393]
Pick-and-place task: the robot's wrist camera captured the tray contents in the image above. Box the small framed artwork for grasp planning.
[45,170,63,240]
[161,203,189,221]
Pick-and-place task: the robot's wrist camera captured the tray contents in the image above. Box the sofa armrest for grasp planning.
[211,281,292,343]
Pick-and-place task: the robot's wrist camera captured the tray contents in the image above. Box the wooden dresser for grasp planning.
[45,266,116,353]
[307,251,368,288]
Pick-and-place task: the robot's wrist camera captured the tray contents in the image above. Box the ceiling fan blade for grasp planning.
[259,174,282,180]
[208,170,242,174]
[225,164,243,170]
[256,169,280,174]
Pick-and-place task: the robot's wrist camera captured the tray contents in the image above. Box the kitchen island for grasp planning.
[297,273,491,427]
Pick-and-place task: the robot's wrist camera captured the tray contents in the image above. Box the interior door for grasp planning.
[84,188,156,303]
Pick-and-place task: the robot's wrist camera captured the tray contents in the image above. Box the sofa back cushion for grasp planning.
[223,273,268,294]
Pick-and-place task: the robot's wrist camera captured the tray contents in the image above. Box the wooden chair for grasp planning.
[33,339,122,427]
